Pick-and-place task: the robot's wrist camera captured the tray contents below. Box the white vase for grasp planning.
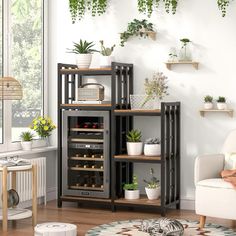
[145,187,160,200]
[124,190,140,200]
[217,102,227,110]
[144,144,161,156]
[204,102,213,110]
[75,54,92,69]
[152,97,161,110]
[21,141,32,151]
[99,56,113,68]
[127,142,143,156]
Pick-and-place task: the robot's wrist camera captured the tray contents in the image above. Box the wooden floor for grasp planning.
[1,200,236,235]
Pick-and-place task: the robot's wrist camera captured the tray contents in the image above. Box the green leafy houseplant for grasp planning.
[69,0,108,23]
[20,131,34,142]
[68,40,98,54]
[143,168,160,189]
[217,0,230,17]
[204,95,213,103]
[123,175,139,190]
[217,96,226,103]
[99,40,115,56]
[137,0,178,17]
[120,19,154,47]
[179,38,192,61]
[126,129,142,142]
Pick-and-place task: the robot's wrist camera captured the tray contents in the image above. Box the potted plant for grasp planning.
[204,95,214,110]
[99,40,115,68]
[144,138,161,156]
[30,116,56,146]
[143,168,160,200]
[126,129,143,156]
[217,96,227,110]
[179,38,192,61]
[123,175,140,200]
[67,40,98,68]
[20,131,34,151]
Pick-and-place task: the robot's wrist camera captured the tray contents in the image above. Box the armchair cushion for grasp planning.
[196,178,233,190]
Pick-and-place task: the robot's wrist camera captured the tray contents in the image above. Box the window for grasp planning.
[0,0,46,151]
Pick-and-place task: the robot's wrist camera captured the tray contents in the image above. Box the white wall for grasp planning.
[49,0,236,209]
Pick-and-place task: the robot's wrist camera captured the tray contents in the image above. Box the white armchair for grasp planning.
[194,129,236,228]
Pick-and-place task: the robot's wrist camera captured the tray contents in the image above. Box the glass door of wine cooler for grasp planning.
[62,111,110,198]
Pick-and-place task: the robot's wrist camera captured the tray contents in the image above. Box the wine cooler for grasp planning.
[62,111,110,198]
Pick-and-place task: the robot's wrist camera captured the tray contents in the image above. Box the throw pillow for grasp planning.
[224,153,236,170]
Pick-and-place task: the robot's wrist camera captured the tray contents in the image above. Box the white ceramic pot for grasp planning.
[217,102,227,110]
[124,190,140,200]
[204,102,213,110]
[145,187,160,200]
[21,141,32,151]
[144,144,161,156]
[127,142,143,156]
[100,56,113,68]
[75,54,92,68]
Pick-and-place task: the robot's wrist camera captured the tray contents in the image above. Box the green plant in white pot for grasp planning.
[144,138,160,156]
[123,175,140,200]
[68,40,98,69]
[126,129,143,156]
[20,131,34,151]
[99,40,115,68]
[204,95,213,110]
[143,168,160,200]
[217,96,227,110]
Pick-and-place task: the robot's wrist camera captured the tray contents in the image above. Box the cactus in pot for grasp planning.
[99,40,115,68]
[144,137,161,156]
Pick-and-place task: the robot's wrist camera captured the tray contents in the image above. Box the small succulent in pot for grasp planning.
[217,96,227,110]
[144,137,161,156]
[204,95,213,110]
[143,168,160,200]
[99,40,115,68]
[126,129,143,156]
[20,131,34,151]
[123,175,140,200]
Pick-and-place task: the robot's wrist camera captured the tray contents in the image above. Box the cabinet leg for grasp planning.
[32,165,37,226]
[58,199,62,208]
[176,202,180,210]
[12,172,16,190]
[2,167,8,231]
[111,205,116,212]
[161,208,166,217]
[199,215,206,229]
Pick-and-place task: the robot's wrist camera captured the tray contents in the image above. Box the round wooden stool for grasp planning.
[34,222,77,236]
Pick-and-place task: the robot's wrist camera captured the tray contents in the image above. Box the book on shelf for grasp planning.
[72,100,111,104]
[0,158,31,167]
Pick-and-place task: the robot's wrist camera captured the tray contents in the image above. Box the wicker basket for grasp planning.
[130,95,154,110]
[78,83,104,101]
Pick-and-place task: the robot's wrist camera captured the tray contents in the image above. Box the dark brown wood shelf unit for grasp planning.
[114,109,161,116]
[70,157,104,161]
[114,154,161,163]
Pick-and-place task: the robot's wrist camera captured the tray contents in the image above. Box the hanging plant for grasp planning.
[217,0,230,17]
[69,0,108,23]
[120,19,155,47]
[137,0,178,17]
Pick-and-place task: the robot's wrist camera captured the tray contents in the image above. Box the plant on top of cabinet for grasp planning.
[143,168,160,200]
[217,96,227,110]
[137,0,178,17]
[67,40,98,68]
[144,137,161,156]
[179,38,192,61]
[123,175,140,200]
[69,0,108,23]
[143,72,168,109]
[120,19,155,47]
[204,95,214,110]
[126,129,143,156]
[217,0,230,17]
[99,40,115,68]
[20,131,34,151]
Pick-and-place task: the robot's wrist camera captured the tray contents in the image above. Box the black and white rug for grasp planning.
[86,219,236,236]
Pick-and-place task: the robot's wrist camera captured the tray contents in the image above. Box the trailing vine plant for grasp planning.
[137,0,178,17]
[217,0,230,17]
[120,19,154,47]
[69,0,108,23]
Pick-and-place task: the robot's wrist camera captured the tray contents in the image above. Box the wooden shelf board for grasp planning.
[199,109,234,117]
[114,109,161,116]
[114,195,161,206]
[69,186,104,191]
[61,103,112,107]
[61,195,111,203]
[69,138,104,143]
[120,31,156,41]
[60,68,112,72]
[114,154,161,162]
[165,61,199,70]
[70,128,104,132]
[70,167,104,172]
[70,157,104,161]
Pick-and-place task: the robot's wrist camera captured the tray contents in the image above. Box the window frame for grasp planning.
[0,0,48,152]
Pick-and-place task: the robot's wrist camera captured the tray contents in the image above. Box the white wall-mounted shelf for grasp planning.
[199,109,234,117]
[165,61,199,70]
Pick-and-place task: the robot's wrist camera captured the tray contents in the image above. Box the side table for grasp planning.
[0,164,37,231]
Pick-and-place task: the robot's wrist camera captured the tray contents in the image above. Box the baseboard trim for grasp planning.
[181,199,195,210]
[47,187,57,202]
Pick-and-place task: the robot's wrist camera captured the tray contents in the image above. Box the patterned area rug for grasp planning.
[86,219,236,236]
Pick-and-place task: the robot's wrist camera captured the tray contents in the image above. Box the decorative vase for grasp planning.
[152,97,161,110]
[76,54,92,68]
[204,102,213,110]
[144,144,161,156]
[145,187,160,200]
[99,56,113,68]
[42,137,50,147]
[124,190,140,200]
[217,102,227,110]
[126,142,143,156]
[21,141,33,151]
[179,44,192,61]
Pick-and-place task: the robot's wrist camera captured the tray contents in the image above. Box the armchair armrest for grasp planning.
[194,154,225,185]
